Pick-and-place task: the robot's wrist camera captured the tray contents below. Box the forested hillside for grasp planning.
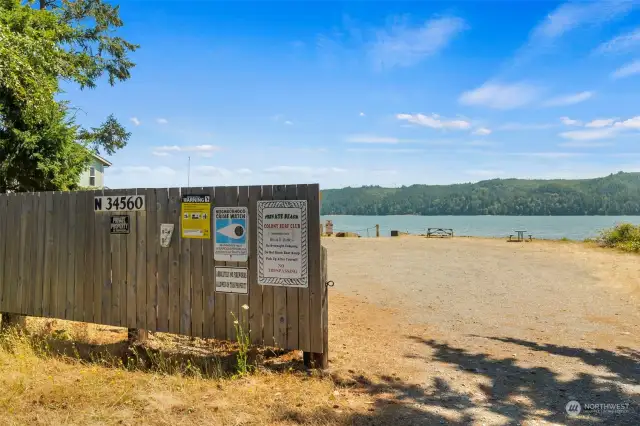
[320,172,640,216]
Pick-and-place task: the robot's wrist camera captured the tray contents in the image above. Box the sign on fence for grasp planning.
[110,215,130,234]
[181,194,211,239]
[257,200,308,288]
[215,267,248,294]
[94,195,145,212]
[214,207,248,261]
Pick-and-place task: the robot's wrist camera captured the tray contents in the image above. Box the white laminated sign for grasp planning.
[257,200,308,288]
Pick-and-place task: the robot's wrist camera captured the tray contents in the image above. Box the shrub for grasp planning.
[597,223,640,253]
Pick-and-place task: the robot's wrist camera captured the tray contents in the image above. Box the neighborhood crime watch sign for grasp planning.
[257,200,308,288]
[181,194,211,239]
[214,207,248,262]
[95,195,145,212]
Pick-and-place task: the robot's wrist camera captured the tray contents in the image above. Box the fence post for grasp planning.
[376,224,380,237]
[127,328,148,343]
[0,313,26,331]
[305,246,329,369]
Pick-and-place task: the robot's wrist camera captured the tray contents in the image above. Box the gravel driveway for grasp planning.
[323,237,640,425]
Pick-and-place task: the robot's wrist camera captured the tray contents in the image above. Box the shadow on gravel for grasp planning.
[406,336,640,425]
[280,335,639,425]
[485,336,640,386]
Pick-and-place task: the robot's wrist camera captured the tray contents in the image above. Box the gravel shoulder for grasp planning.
[325,237,640,425]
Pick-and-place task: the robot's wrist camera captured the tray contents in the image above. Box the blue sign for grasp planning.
[214,207,249,261]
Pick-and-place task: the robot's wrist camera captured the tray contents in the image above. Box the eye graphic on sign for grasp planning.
[217,223,245,239]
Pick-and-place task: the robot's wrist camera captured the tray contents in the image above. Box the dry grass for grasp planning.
[0,318,394,426]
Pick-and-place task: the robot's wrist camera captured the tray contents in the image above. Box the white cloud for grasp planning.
[130,117,141,126]
[263,166,347,176]
[615,116,640,129]
[459,82,540,109]
[472,127,492,136]
[115,166,176,175]
[585,118,616,128]
[152,151,169,157]
[346,135,400,143]
[396,113,471,130]
[284,120,293,125]
[530,2,634,43]
[370,16,467,68]
[543,91,593,107]
[509,152,586,159]
[467,140,498,147]
[359,112,366,117]
[498,122,556,130]
[235,168,253,175]
[466,169,505,177]
[154,144,220,153]
[560,116,581,126]
[347,148,425,153]
[193,166,231,178]
[611,59,640,79]
[559,127,620,141]
[596,27,640,54]
[156,118,169,125]
[559,141,613,148]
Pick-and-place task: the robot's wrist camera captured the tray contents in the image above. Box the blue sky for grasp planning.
[63,0,640,189]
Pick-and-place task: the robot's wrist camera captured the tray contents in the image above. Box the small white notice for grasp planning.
[257,200,308,287]
[214,207,248,261]
[160,224,174,248]
[95,195,145,212]
[215,267,248,293]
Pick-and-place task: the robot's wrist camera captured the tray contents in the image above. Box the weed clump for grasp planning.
[597,223,640,253]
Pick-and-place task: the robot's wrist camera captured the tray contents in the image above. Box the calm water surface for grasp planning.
[320,216,640,240]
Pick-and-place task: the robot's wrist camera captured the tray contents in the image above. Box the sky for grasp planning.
[63,0,640,189]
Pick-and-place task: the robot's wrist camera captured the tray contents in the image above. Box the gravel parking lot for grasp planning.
[324,237,640,425]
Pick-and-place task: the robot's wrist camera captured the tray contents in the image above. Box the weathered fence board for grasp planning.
[43,192,54,317]
[213,186,227,339]
[248,185,262,345]
[0,195,7,313]
[203,186,216,339]
[308,184,323,354]
[145,188,158,332]
[168,187,181,334]
[297,184,311,352]
[156,188,169,332]
[190,187,204,338]
[261,185,274,346]
[0,184,326,359]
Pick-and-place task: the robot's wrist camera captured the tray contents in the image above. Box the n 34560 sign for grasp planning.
[94,195,146,212]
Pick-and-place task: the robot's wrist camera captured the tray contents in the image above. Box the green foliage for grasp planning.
[231,306,253,378]
[320,172,640,216]
[598,223,640,252]
[0,0,136,192]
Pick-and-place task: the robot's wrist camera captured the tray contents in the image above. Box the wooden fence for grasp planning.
[0,184,327,356]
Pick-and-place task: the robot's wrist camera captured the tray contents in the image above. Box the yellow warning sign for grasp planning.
[181,194,211,239]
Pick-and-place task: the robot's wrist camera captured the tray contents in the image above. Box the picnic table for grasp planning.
[508,230,532,242]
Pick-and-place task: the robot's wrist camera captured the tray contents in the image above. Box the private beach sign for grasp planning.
[257,200,308,288]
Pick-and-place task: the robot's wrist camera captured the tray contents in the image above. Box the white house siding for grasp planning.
[78,158,106,188]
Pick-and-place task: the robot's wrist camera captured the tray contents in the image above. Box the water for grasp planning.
[320,215,640,240]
